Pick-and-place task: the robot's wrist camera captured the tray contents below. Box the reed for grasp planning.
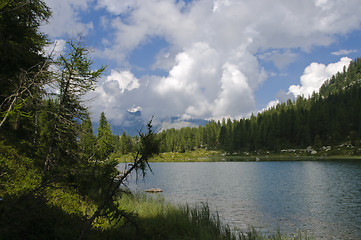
[113,193,312,240]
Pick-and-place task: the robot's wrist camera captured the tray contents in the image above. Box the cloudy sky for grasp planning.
[41,0,361,128]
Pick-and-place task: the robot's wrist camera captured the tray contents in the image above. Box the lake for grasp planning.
[119,161,361,239]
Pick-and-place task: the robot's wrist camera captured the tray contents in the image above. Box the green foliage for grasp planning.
[149,149,220,162]
[139,119,160,160]
[41,39,106,172]
[0,0,51,151]
[116,132,134,155]
[0,0,50,98]
[75,159,119,205]
[0,193,87,240]
[96,112,115,161]
[79,113,97,160]
[0,141,41,198]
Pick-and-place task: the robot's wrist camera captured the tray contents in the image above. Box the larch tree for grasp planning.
[42,39,106,173]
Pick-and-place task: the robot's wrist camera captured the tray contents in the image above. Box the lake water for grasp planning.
[119,161,361,239]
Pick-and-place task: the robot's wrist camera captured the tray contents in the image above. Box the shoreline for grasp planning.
[118,149,361,163]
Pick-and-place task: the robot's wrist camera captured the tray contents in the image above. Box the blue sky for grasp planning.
[41,0,361,128]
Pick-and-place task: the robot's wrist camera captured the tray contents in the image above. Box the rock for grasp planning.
[145,188,163,193]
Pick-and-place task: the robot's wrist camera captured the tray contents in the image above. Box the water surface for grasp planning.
[119,161,361,239]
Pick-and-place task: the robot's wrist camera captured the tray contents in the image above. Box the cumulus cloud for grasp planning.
[213,63,256,118]
[42,0,361,125]
[86,70,140,122]
[263,57,352,111]
[106,70,140,92]
[288,57,352,97]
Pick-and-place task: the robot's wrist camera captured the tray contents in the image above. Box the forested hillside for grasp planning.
[157,58,361,154]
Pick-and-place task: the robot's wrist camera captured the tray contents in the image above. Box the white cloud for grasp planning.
[40,0,94,38]
[213,63,256,118]
[42,0,361,126]
[96,0,136,15]
[106,70,140,92]
[331,49,358,56]
[87,70,141,123]
[288,57,352,97]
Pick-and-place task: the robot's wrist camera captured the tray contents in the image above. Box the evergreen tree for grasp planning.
[119,132,133,155]
[0,0,50,144]
[0,0,50,103]
[96,112,115,161]
[79,113,97,161]
[43,39,106,172]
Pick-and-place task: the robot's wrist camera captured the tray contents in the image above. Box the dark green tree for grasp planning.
[0,0,50,102]
[78,113,97,161]
[0,0,50,144]
[96,112,115,161]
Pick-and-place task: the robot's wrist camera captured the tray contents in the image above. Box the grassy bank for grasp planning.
[123,147,361,162]
[209,153,361,162]
[151,149,220,162]
[116,149,220,162]
[114,193,238,240]
[117,144,361,163]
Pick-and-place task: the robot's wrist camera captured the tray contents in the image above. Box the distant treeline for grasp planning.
[157,58,361,153]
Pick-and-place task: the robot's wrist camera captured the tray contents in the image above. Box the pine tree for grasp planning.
[79,113,97,161]
[96,112,115,161]
[119,132,133,155]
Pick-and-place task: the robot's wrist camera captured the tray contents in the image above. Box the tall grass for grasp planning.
[113,193,237,240]
[112,193,312,240]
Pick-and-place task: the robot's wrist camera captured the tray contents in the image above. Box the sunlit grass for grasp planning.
[115,193,239,239]
[150,149,220,162]
[116,147,361,163]
[114,193,313,240]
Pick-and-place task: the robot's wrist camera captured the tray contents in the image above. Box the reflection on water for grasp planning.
[119,161,361,239]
